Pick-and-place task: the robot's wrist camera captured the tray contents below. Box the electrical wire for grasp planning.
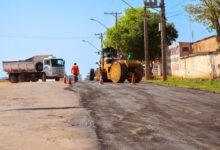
[0,32,96,40]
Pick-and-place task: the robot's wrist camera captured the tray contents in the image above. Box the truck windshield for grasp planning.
[51,59,64,67]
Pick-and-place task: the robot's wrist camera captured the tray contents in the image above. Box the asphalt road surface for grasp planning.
[0,81,220,150]
[0,82,98,150]
[70,81,220,150]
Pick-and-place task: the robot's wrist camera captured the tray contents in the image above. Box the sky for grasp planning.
[0,0,215,78]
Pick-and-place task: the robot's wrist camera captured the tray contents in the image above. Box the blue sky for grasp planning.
[0,0,215,78]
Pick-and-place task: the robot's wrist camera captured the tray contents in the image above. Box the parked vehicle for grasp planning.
[2,55,65,83]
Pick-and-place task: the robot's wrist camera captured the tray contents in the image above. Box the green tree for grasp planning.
[185,0,220,41]
[104,7,178,61]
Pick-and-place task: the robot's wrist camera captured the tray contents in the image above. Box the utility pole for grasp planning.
[104,12,122,50]
[95,33,104,69]
[104,12,122,28]
[160,0,167,81]
[143,1,150,80]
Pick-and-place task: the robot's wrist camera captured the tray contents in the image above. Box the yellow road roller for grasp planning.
[90,47,143,83]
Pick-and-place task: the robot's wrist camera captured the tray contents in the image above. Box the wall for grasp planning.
[169,53,220,79]
[167,43,180,76]
[166,36,220,79]
[192,36,219,53]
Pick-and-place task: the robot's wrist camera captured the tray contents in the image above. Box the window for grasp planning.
[44,60,50,65]
[51,59,64,67]
[182,47,189,52]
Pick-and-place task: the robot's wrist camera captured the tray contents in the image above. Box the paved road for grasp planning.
[70,81,220,150]
[0,81,220,150]
[0,82,98,150]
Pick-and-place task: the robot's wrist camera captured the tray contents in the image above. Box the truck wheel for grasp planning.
[35,62,43,72]
[55,78,60,81]
[42,73,46,82]
[18,74,26,82]
[9,74,18,83]
[31,78,39,82]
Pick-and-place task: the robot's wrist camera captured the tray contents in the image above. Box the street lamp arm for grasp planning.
[90,18,108,29]
[82,40,100,52]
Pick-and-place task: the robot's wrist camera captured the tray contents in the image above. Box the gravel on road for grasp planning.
[70,81,220,150]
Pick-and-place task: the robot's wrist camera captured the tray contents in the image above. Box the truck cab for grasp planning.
[42,57,65,81]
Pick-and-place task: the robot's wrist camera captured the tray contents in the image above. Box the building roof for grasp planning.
[193,35,217,44]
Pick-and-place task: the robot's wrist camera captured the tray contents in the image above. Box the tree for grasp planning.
[185,0,220,41]
[104,7,178,61]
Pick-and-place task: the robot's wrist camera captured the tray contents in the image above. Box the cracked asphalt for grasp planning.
[0,81,220,150]
[70,81,220,150]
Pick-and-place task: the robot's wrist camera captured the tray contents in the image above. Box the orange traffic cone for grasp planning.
[64,76,67,84]
[131,73,136,85]
[68,77,72,85]
[99,77,104,85]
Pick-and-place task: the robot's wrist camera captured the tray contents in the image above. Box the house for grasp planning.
[167,35,220,79]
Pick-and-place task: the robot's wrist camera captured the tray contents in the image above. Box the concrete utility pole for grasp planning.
[95,33,104,68]
[160,0,167,81]
[143,1,150,80]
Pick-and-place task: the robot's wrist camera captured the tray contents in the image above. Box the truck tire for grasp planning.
[9,74,18,83]
[31,78,39,82]
[35,62,43,72]
[42,73,46,82]
[18,74,26,82]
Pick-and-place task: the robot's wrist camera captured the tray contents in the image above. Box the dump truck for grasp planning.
[2,55,65,83]
[90,47,143,83]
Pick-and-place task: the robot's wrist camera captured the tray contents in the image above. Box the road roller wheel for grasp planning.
[110,61,127,83]
[90,68,95,81]
[128,64,143,83]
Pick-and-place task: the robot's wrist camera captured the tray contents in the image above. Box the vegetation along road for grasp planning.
[0,81,220,150]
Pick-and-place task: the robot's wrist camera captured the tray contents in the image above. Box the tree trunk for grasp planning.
[215,16,220,42]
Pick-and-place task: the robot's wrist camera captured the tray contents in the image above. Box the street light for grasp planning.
[90,18,108,29]
[82,40,100,54]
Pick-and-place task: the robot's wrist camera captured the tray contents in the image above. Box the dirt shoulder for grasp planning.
[0,82,98,150]
[71,81,220,150]
[0,81,11,86]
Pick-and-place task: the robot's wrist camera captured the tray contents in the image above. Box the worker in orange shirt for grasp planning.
[71,63,79,82]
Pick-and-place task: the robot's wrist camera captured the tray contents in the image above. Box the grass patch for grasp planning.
[143,76,220,93]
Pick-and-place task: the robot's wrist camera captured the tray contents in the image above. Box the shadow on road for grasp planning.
[1,106,84,112]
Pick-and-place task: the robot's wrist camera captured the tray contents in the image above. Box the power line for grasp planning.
[104,12,122,28]
[166,0,190,11]
[121,0,159,12]
[121,0,136,9]
[0,33,96,40]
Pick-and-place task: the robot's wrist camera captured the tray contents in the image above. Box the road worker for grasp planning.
[71,63,79,82]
